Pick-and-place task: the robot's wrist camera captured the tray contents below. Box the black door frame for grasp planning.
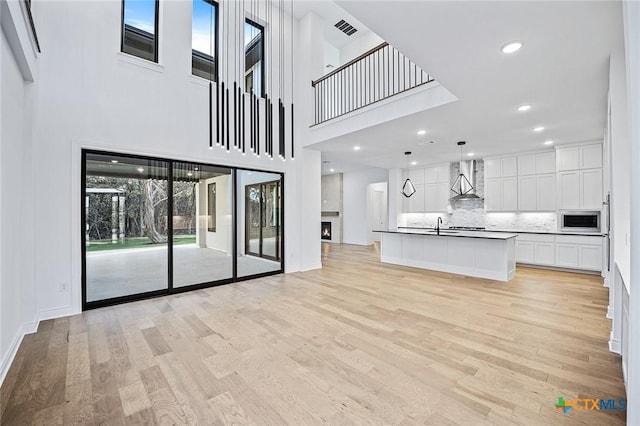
[81,149,284,311]
[244,180,281,262]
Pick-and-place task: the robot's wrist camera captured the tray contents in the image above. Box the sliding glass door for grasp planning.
[172,162,233,288]
[237,170,282,278]
[84,153,169,303]
[82,151,283,310]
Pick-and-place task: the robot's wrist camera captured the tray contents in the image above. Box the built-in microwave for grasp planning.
[559,211,601,233]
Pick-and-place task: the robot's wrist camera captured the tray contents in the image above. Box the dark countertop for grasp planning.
[375,228,518,240]
[396,227,606,237]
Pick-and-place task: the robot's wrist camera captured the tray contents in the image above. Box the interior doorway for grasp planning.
[368,182,388,243]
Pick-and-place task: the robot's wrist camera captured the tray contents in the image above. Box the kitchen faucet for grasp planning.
[437,217,443,235]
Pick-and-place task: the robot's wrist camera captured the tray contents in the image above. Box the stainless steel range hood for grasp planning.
[450,159,481,201]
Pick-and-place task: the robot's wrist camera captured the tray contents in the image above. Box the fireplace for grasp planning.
[321,222,332,240]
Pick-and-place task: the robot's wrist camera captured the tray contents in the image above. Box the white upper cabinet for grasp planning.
[556,147,580,171]
[518,155,536,176]
[536,174,556,211]
[484,158,502,179]
[484,156,517,212]
[518,175,537,211]
[402,164,450,213]
[580,144,603,169]
[502,157,518,177]
[555,143,603,210]
[535,152,556,174]
[558,171,581,210]
[502,177,518,211]
[408,184,425,212]
[556,144,602,171]
[485,157,517,179]
[408,168,425,185]
[425,164,449,183]
[581,168,603,209]
[515,151,556,211]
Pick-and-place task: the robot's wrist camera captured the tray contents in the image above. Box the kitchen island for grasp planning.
[376,228,518,281]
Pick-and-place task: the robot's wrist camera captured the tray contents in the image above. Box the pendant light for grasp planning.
[401,151,416,198]
[450,141,480,200]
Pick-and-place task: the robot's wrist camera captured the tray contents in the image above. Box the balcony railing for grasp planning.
[311,42,434,125]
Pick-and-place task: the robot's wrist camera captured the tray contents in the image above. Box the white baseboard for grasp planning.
[38,305,76,321]
[296,262,323,272]
[0,320,39,386]
[609,334,621,354]
[607,305,614,319]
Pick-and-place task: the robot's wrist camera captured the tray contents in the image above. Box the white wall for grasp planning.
[342,167,388,245]
[323,41,340,72]
[606,51,629,358]
[0,10,38,384]
[623,0,640,422]
[609,52,631,289]
[26,0,320,321]
[339,31,384,66]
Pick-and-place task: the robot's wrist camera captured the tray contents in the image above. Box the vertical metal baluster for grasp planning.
[377,49,380,102]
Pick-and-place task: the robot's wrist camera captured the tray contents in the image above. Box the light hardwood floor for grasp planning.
[1,243,625,425]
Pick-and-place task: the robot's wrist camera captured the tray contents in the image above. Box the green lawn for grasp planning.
[86,235,196,252]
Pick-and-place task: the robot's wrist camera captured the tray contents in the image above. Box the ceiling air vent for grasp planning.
[334,19,358,36]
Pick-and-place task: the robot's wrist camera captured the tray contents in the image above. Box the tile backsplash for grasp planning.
[402,211,558,232]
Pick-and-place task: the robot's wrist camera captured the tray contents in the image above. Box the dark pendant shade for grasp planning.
[402,178,416,198]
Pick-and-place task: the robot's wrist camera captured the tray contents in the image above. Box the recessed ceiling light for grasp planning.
[544,140,554,145]
[137,167,144,173]
[517,105,531,112]
[416,130,427,136]
[533,126,545,132]
[111,160,119,164]
[353,146,361,151]
[411,161,417,166]
[330,168,335,172]
[194,167,199,171]
[467,152,475,157]
[501,41,522,54]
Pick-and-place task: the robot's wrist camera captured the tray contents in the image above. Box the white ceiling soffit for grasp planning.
[317,0,624,169]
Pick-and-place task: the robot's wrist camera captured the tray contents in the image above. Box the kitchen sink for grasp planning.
[423,229,459,234]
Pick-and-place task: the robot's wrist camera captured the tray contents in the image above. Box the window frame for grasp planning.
[191,0,219,81]
[245,18,265,98]
[121,0,160,63]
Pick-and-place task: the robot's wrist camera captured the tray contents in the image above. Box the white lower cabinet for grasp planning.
[515,241,534,263]
[534,242,555,265]
[516,234,555,265]
[555,243,579,268]
[515,234,603,271]
[556,235,603,270]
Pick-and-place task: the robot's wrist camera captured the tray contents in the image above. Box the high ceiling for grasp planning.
[313,0,624,173]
